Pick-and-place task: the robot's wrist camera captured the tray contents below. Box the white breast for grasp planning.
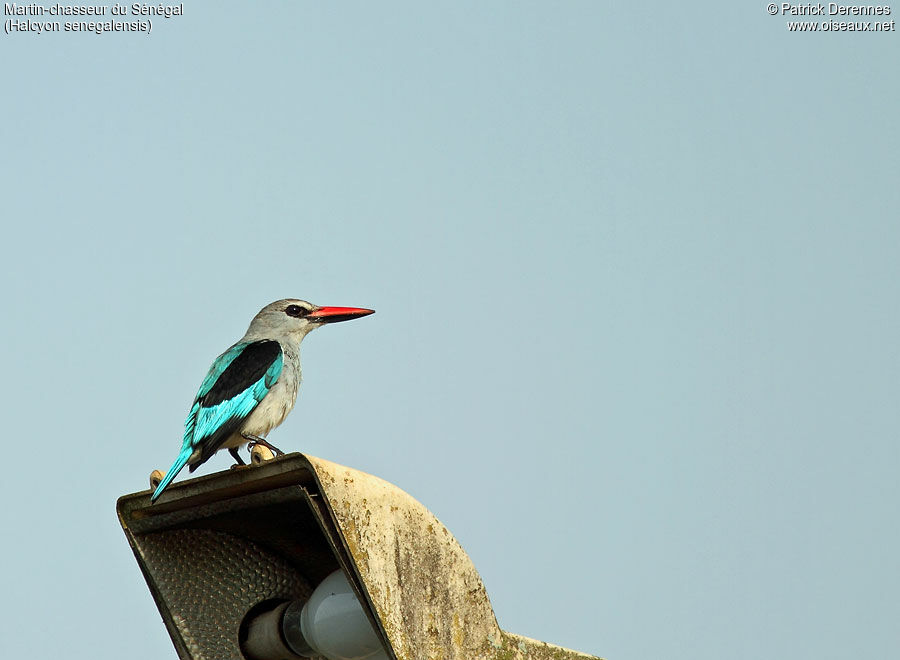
[226,344,302,447]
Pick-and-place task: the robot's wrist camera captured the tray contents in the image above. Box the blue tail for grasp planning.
[151,447,193,503]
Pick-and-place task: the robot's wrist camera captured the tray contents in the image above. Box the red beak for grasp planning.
[307,306,375,323]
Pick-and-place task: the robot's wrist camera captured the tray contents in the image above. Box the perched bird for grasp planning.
[151,299,374,503]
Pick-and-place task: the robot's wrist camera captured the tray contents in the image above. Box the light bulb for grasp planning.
[298,569,388,660]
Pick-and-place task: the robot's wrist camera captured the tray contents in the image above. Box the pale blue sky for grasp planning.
[1,3,898,659]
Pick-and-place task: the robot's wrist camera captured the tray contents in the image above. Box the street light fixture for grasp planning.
[117,452,601,660]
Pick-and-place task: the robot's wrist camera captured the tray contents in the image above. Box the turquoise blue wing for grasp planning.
[184,340,284,467]
[152,340,283,502]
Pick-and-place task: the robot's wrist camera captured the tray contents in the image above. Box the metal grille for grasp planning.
[135,527,313,660]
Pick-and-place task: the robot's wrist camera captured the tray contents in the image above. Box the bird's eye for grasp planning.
[285,304,308,318]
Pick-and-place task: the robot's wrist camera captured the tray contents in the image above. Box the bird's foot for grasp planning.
[241,433,285,456]
[229,447,247,469]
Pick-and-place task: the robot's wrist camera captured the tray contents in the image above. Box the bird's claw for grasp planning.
[242,434,285,456]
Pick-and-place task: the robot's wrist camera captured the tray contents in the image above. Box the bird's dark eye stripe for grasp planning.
[285,305,308,318]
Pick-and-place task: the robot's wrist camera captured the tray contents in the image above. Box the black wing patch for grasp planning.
[202,340,282,406]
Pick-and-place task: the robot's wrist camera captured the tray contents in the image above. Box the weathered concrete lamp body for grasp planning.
[117,453,601,660]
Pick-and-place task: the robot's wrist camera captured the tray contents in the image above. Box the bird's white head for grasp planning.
[243,299,375,344]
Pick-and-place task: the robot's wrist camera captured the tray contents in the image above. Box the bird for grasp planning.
[151,298,374,503]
